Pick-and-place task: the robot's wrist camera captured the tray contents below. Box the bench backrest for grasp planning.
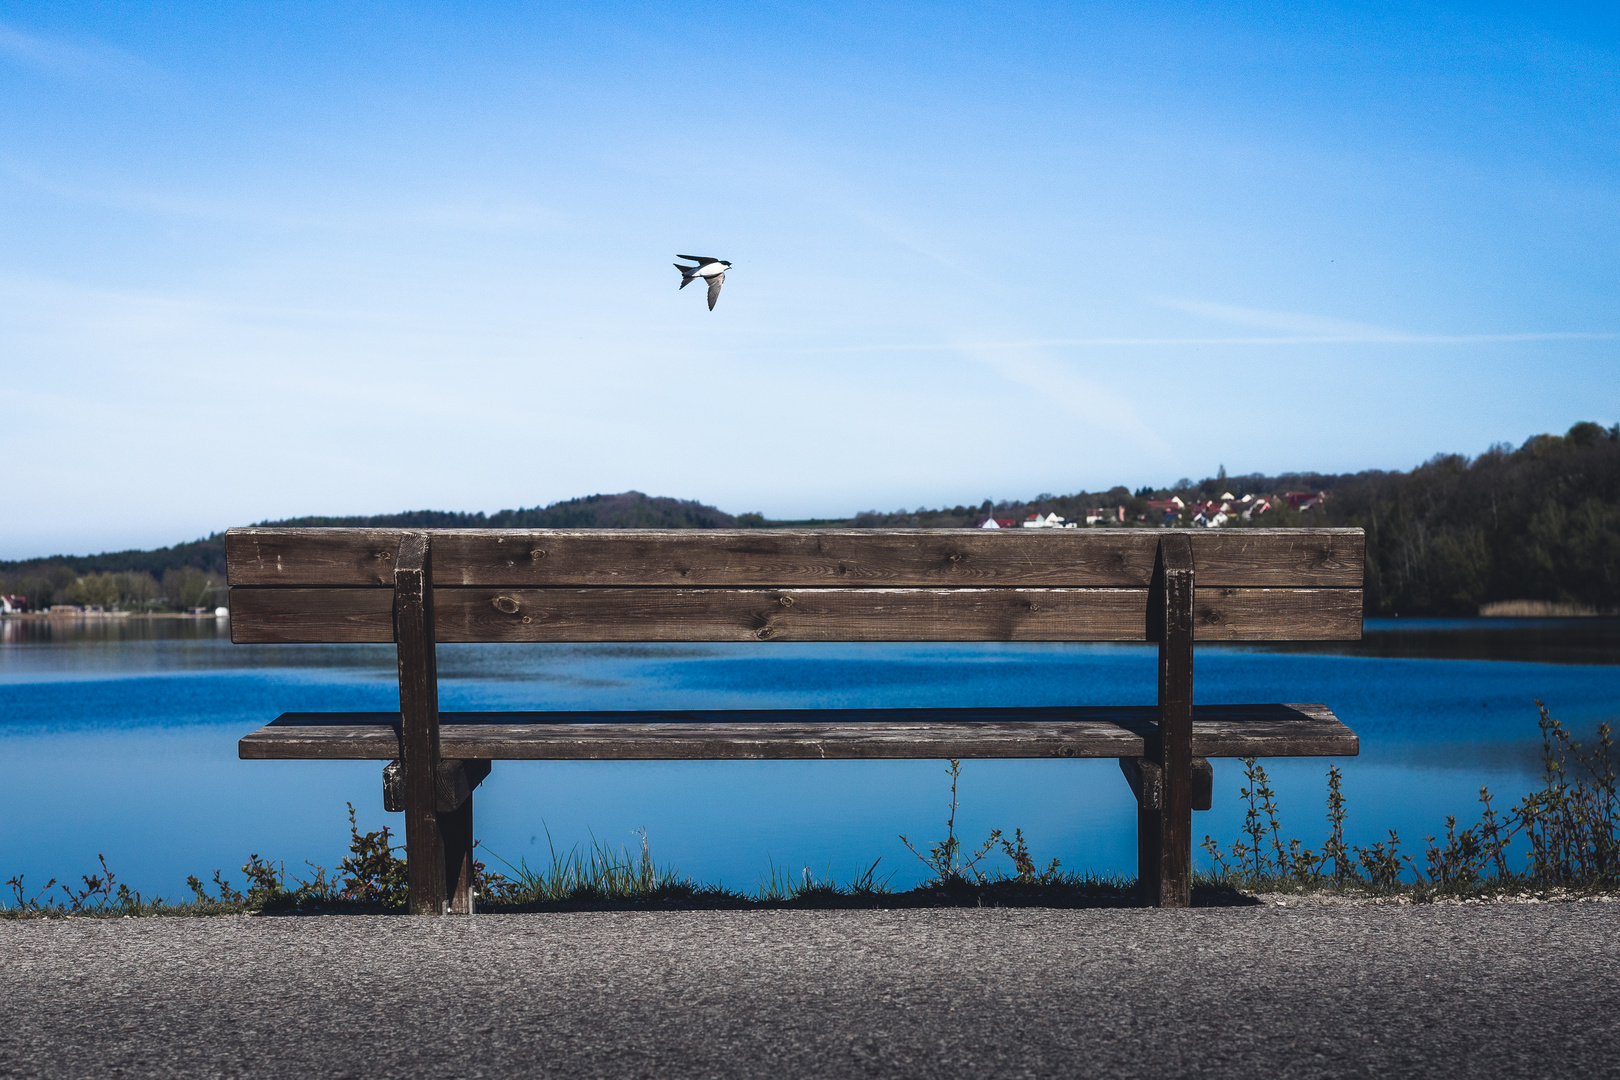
[225,527,1364,644]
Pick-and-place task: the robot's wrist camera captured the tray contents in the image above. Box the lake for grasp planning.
[2,616,1618,899]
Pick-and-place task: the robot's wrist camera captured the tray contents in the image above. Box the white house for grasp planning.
[1021,512,1068,529]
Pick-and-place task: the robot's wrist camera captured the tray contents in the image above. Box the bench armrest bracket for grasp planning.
[1120,757,1212,812]
[384,758,492,813]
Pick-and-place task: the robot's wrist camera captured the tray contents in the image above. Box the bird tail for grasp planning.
[675,263,696,288]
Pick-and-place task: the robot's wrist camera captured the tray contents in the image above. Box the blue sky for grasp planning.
[2,2,1617,556]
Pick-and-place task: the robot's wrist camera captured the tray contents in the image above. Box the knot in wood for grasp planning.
[376,550,393,561]
[756,625,776,639]
[492,595,521,615]
[521,615,532,624]
[529,549,546,561]
[778,595,794,607]
[946,553,965,563]
[1028,601,1042,612]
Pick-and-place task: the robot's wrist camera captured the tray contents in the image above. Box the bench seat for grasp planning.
[240,703,1356,761]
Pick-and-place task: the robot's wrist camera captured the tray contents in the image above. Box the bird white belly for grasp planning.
[696,263,725,278]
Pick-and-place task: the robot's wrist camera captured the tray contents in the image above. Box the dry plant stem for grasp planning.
[1201,700,1619,895]
[900,758,1000,885]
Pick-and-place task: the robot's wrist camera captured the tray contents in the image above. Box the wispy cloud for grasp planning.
[792,330,1620,352]
[1129,297,1620,345]
[1154,297,1398,337]
[0,21,166,88]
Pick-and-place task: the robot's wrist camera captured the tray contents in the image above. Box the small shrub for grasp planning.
[1200,700,1619,896]
[1001,828,1062,884]
[339,803,409,908]
[1354,830,1415,890]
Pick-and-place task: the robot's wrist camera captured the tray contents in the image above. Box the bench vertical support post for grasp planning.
[1141,533,1195,908]
[441,792,475,914]
[396,532,447,915]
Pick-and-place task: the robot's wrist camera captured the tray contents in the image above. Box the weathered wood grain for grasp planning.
[382,759,404,813]
[225,527,1365,589]
[441,792,475,916]
[434,758,490,812]
[1147,533,1196,908]
[394,533,445,916]
[229,587,394,643]
[227,585,1363,643]
[237,703,1359,761]
[1118,757,1213,812]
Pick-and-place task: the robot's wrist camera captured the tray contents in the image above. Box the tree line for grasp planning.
[1,566,224,613]
[823,422,1619,615]
[4,425,1615,615]
[0,492,735,611]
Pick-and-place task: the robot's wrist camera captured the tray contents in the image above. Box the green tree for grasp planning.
[116,571,160,609]
[63,572,121,608]
[163,567,216,610]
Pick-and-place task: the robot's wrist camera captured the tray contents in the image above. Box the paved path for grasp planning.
[3,903,1618,1078]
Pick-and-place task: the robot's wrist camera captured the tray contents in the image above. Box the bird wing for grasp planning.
[677,255,719,265]
[707,272,724,310]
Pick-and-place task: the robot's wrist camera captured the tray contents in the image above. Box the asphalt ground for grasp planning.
[3,902,1617,1079]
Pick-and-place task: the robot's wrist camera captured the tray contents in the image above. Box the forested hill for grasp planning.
[1324,423,1619,615]
[4,425,1617,616]
[827,421,1620,615]
[264,492,736,531]
[0,493,735,605]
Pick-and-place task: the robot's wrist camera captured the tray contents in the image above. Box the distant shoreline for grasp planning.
[0,611,226,620]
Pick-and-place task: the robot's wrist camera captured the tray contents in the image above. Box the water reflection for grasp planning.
[0,614,232,645]
[2,615,1617,898]
[1245,617,1620,665]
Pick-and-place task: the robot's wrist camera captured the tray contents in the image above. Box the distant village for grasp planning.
[978,491,1329,529]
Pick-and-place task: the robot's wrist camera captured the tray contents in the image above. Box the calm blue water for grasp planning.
[2,617,1617,898]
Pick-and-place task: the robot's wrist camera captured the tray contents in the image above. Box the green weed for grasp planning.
[1201,701,1619,896]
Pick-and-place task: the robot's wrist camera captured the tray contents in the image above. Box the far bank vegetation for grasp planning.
[3,423,1616,617]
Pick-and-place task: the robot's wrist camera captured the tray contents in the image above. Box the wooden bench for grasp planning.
[227,527,1363,913]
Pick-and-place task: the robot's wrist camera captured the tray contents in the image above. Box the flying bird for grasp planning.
[674,255,731,310]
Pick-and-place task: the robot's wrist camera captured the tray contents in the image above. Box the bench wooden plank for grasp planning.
[237,703,1358,760]
[227,586,1362,644]
[224,528,1366,590]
